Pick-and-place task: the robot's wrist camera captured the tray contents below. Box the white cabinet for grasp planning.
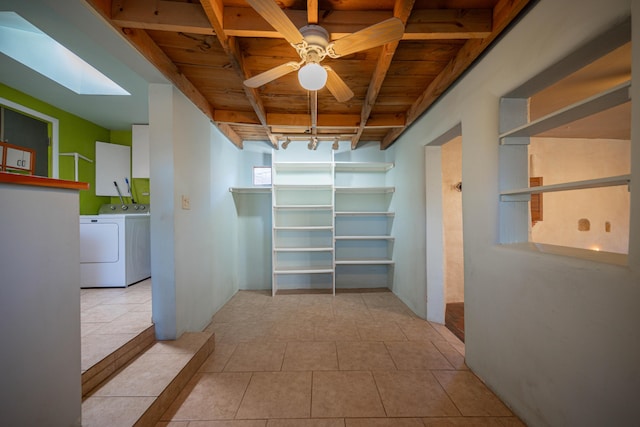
[132,124,150,178]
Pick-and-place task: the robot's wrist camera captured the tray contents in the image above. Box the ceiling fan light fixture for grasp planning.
[298,62,327,91]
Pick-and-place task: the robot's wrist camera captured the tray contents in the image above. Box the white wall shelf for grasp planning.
[274,226,333,230]
[499,82,630,142]
[500,174,631,201]
[273,162,333,171]
[335,211,395,216]
[335,235,395,240]
[334,186,395,193]
[274,267,334,274]
[275,247,334,252]
[274,205,333,210]
[335,259,395,265]
[334,162,394,172]
[229,187,272,193]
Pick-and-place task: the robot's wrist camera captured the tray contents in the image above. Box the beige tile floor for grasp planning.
[157,290,525,426]
[81,279,153,373]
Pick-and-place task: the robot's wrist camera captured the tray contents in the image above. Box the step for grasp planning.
[81,331,215,427]
[82,325,156,397]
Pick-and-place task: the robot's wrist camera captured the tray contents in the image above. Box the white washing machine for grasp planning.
[80,204,151,288]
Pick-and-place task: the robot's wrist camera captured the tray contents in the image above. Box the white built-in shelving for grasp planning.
[232,154,396,294]
[333,161,395,290]
[271,160,335,295]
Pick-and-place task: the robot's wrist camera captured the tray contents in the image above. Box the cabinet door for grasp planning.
[132,124,150,178]
[95,141,131,196]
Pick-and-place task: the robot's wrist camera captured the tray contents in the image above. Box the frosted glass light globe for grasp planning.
[298,63,327,91]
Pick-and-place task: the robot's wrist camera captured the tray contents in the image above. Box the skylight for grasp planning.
[0,12,130,96]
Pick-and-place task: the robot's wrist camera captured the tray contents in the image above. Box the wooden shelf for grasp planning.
[0,171,89,191]
[334,162,394,172]
[500,174,631,201]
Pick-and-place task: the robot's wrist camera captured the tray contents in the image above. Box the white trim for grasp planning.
[0,96,59,178]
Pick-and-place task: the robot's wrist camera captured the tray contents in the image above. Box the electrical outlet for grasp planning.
[181,195,191,210]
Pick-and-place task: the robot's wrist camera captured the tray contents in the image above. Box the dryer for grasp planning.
[80,204,150,287]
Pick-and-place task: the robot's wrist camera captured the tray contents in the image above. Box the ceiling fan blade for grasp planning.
[244,61,300,88]
[325,67,354,102]
[246,0,305,45]
[328,17,405,58]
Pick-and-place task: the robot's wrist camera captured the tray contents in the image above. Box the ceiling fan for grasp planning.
[243,0,405,102]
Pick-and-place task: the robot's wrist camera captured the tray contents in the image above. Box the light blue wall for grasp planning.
[209,124,242,305]
[234,142,272,290]
[149,84,240,339]
[390,0,640,425]
[149,84,177,339]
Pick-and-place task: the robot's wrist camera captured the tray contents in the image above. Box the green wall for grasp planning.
[0,83,137,214]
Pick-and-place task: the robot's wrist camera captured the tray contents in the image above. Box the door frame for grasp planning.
[424,124,462,323]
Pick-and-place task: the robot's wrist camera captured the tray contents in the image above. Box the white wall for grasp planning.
[0,184,81,427]
[391,0,640,425]
[149,84,239,339]
[529,137,630,253]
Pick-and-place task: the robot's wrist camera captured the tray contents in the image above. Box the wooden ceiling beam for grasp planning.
[117,28,248,148]
[381,0,531,149]
[307,0,319,25]
[352,0,415,149]
[404,9,492,40]
[112,0,214,35]
[223,7,491,40]
[226,37,278,148]
[216,123,244,149]
[199,0,227,47]
[265,113,405,128]
[199,1,277,149]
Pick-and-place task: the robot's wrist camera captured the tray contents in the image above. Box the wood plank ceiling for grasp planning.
[86,0,532,149]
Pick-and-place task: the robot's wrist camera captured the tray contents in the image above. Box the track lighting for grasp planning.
[281,138,290,149]
[307,137,318,150]
[332,138,340,150]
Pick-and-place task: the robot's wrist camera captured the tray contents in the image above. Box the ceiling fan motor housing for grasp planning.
[298,25,330,63]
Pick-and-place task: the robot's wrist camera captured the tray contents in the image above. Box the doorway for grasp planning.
[425,125,465,341]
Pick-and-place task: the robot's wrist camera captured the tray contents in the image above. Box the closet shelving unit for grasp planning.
[333,162,395,290]
[271,162,335,295]
[232,158,396,294]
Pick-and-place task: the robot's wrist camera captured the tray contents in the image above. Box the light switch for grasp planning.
[181,195,191,210]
